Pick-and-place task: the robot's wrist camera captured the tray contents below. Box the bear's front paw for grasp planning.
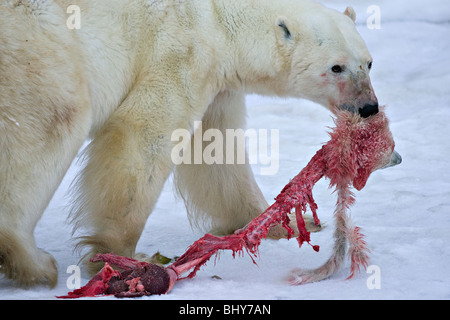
[1,248,57,288]
[266,214,325,240]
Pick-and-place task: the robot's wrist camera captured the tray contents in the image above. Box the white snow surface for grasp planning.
[1,0,449,300]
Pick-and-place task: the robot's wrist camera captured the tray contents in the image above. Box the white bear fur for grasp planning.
[0,0,375,287]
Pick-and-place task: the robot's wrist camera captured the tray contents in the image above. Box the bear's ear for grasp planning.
[344,6,356,23]
[275,16,293,42]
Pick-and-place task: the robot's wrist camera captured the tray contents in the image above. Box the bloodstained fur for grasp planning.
[60,109,395,298]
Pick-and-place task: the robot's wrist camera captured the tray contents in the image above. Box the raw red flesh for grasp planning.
[58,254,177,298]
[170,148,327,280]
[60,109,395,298]
[170,109,394,282]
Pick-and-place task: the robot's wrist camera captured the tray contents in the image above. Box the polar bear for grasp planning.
[0,0,378,287]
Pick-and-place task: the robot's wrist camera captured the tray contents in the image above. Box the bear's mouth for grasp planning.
[339,103,379,118]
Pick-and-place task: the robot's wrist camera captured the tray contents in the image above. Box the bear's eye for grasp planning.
[368,61,373,70]
[331,65,343,73]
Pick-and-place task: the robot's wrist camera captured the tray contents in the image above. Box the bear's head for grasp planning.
[275,4,378,118]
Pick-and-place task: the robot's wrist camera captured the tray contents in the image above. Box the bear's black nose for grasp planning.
[359,103,379,118]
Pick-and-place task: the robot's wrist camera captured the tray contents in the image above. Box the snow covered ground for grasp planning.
[1,0,449,300]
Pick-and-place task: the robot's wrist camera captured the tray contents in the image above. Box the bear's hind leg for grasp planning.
[0,86,90,287]
[0,5,91,287]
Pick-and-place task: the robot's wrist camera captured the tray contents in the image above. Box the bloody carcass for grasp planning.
[59,109,400,298]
